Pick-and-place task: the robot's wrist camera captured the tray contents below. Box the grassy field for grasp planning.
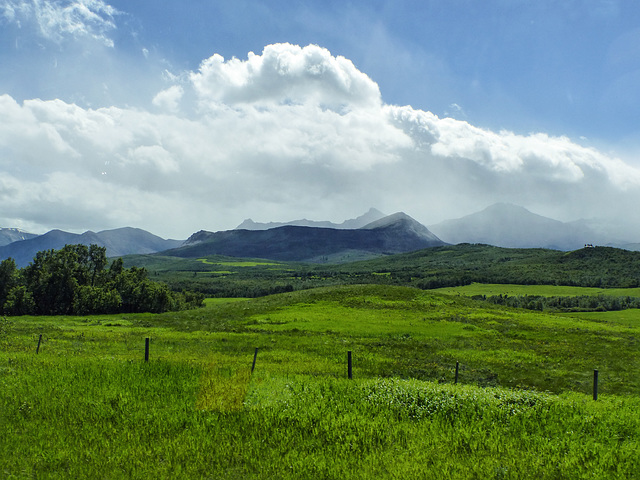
[196,258,283,267]
[2,285,639,478]
[433,283,640,298]
[558,308,640,327]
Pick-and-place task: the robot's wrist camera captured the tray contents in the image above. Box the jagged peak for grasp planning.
[236,219,257,229]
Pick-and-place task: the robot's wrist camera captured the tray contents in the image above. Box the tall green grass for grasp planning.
[1,356,638,479]
[1,284,639,478]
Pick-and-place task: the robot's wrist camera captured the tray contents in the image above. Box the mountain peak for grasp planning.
[236,219,258,229]
[235,209,386,231]
[173,211,446,262]
[483,203,530,214]
[361,212,444,243]
[361,212,413,229]
[339,208,386,229]
[0,227,39,247]
[429,203,602,250]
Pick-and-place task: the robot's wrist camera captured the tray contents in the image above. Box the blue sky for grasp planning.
[1,0,640,238]
[126,0,639,145]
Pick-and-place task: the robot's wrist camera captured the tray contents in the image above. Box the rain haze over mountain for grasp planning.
[2,1,640,240]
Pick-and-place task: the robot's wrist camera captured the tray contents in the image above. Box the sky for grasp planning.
[1,0,640,239]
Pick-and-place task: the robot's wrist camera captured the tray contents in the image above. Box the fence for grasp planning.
[33,334,604,401]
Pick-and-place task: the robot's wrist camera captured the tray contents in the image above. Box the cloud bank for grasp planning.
[1,0,119,46]
[1,42,640,238]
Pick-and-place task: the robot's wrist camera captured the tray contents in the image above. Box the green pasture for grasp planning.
[196,258,283,267]
[2,285,639,478]
[433,282,640,297]
[3,284,638,393]
[204,297,250,305]
[559,308,640,327]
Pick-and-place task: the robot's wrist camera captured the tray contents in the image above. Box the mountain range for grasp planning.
[236,207,386,230]
[0,228,38,247]
[173,212,445,262]
[0,228,183,267]
[428,203,610,251]
[1,204,638,266]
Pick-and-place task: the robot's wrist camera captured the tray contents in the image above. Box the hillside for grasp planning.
[121,242,640,299]
[0,227,183,267]
[347,243,640,288]
[170,212,446,262]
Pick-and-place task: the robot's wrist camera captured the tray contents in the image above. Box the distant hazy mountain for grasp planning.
[172,212,446,262]
[612,243,640,252]
[236,208,386,230]
[0,228,38,247]
[565,217,638,250]
[428,203,607,250]
[0,227,184,267]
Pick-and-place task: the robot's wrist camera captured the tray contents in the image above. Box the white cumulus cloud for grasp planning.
[190,43,382,111]
[1,0,120,47]
[1,43,640,238]
[152,86,184,113]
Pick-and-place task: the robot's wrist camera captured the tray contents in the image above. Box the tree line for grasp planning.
[0,244,203,316]
[476,294,640,312]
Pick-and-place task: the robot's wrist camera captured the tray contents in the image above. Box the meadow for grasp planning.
[2,284,639,478]
[433,283,640,298]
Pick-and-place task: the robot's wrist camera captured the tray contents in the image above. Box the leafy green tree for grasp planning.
[0,258,18,315]
[23,246,83,315]
[12,245,202,315]
[3,286,36,316]
[88,244,108,286]
[9,244,203,316]
[73,286,122,315]
[108,257,124,278]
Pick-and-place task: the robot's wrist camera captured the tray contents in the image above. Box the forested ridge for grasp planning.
[123,244,640,299]
[359,244,640,289]
[0,244,203,315]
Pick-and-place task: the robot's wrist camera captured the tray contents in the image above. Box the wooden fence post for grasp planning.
[36,334,42,354]
[593,369,599,401]
[455,361,459,384]
[251,348,259,373]
[145,337,150,362]
[348,351,352,380]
